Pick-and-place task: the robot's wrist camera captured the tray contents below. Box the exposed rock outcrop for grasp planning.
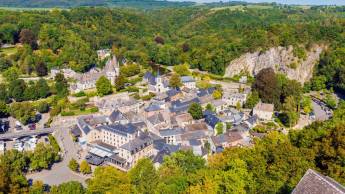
[225,45,324,84]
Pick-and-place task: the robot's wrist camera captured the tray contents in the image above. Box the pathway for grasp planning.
[26,118,88,186]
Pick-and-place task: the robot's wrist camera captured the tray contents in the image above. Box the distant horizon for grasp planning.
[174,0,345,5]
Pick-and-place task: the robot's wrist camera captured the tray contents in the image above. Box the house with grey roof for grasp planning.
[212,99,228,113]
[69,56,120,93]
[112,134,154,171]
[159,128,184,145]
[292,169,345,194]
[147,113,169,132]
[253,102,274,120]
[181,76,196,89]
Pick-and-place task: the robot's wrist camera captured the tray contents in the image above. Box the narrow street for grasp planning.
[26,117,88,186]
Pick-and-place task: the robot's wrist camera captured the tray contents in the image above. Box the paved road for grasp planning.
[26,118,88,186]
[0,128,54,140]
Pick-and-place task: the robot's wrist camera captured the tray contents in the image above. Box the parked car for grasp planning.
[28,123,36,130]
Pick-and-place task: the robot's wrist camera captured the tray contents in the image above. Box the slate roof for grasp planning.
[197,87,216,97]
[254,102,274,112]
[170,98,200,113]
[205,114,222,128]
[120,134,153,153]
[108,110,127,123]
[145,104,162,112]
[166,88,181,97]
[159,128,184,137]
[292,169,345,194]
[97,123,138,136]
[153,144,180,164]
[185,123,209,131]
[211,134,230,146]
[181,76,195,83]
[147,113,165,125]
[71,125,82,137]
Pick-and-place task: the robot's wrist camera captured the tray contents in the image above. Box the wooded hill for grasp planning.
[0,0,195,9]
[0,5,344,92]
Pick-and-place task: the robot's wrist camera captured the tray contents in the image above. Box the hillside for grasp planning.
[0,5,344,91]
[0,0,195,9]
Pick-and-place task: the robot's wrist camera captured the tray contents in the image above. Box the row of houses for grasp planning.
[72,73,275,171]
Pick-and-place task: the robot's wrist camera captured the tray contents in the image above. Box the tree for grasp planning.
[205,103,215,112]
[215,122,224,135]
[29,143,59,171]
[280,96,299,127]
[245,90,260,109]
[68,158,79,172]
[79,160,91,174]
[36,78,50,98]
[87,166,132,194]
[35,61,48,76]
[161,150,205,174]
[173,64,191,76]
[0,84,9,102]
[96,76,113,96]
[29,180,44,194]
[236,101,242,110]
[54,73,69,97]
[169,74,182,88]
[325,93,337,109]
[37,101,50,113]
[3,66,20,82]
[188,103,203,120]
[301,96,312,114]
[10,102,35,125]
[212,89,222,100]
[19,29,37,49]
[115,75,126,91]
[0,101,9,118]
[154,36,164,44]
[50,181,84,194]
[253,68,280,107]
[129,158,158,194]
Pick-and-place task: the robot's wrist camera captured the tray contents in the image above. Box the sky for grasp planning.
[177,0,345,5]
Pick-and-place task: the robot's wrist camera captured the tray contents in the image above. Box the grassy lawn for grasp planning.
[0,47,17,56]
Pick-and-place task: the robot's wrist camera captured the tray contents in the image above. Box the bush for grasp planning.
[68,158,79,172]
[61,111,75,116]
[80,160,92,174]
[48,134,60,153]
[90,107,99,113]
[37,101,50,113]
[73,91,86,97]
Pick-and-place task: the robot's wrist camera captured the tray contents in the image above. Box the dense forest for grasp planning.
[0,5,344,78]
[1,101,344,193]
[0,0,195,9]
[0,5,343,88]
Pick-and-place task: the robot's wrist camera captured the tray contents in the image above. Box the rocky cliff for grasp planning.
[225,45,324,84]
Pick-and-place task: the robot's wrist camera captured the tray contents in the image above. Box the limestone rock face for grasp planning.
[225,45,324,84]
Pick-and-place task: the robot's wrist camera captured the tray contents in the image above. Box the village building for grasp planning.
[159,128,184,145]
[181,76,196,89]
[173,112,194,127]
[224,93,247,107]
[209,131,245,153]
[253,102,274,120]
[212,99,228,113]
[292,169,345,194]
[63,56,120,93]
[144,72,170,94]
[147,112,170,132]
